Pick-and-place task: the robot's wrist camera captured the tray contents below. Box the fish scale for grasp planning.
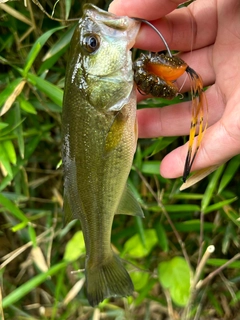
[62,4,143,307]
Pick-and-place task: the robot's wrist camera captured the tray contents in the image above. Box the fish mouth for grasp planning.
[84,4,132,29]
[83,4,140,50]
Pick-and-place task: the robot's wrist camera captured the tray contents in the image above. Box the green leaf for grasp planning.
[135,216,146,248]
[203,197,237,214]
[23,26,66,75]
[222,223,236,254]
[0,143,12,177]
[155,222,168,252]
[64,231,86,262]
[171,193,203,200]
[0,135,40,191]
[24,43,41,75]
[0,78,23,107]
[0,116,25,139]
[206,258,240,269]
[133,145,143,170]
[142,161,161,175]
[218,155,240,194]
[28,223,37,248]
[123,229,158,258]
[18,95,37,114]
[150,137,177,157]
[0,122,9,130]
[222,205,240,227]
[201,165,225,212]
[11,221,29,232]
[38,25,75,75]
[148,204,199,214]
[158,256,191,306]
[164,204,200,212]
[0,193,29,223]
[207,290,224,317]
[27,73,63,107]
[14,104,24,159]
[131,271,149,291]
[171,220,214,232]
[134,278,156,306]
[65,0,72,19]
[2,140,16,165]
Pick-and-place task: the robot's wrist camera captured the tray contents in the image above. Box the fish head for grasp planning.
[65,4,140,110]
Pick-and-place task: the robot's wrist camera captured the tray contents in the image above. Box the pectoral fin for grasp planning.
[105,110,126,153]
[116,186,144,217]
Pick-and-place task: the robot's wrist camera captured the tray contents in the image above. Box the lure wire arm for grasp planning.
[133,18,172,57]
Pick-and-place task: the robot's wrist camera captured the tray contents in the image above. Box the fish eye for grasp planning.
[83,34,100,53]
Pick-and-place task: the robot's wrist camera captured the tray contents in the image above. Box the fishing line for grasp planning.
[178,71,188,93]
[179,10,195,94]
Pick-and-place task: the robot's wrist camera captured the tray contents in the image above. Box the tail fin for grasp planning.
[85,253,134,307]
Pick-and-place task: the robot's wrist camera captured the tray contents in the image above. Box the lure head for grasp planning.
[65,4,140,110]
[133,52,188,98]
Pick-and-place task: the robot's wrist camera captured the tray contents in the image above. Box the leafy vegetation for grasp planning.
[0,0,240,319]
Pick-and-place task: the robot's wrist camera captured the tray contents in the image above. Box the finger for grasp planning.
[109,0,183,21]
[109,0,217,51]
[160,99,240,178]
[160,120,240,179]
[137,84,225,138]
[134,0,217,52]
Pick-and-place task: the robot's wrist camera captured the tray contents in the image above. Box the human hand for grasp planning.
[109,0,240,179]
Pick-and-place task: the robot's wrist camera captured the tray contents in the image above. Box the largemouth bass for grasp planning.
[62,4,143,307]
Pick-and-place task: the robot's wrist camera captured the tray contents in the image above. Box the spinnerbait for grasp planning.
[133,19,207,182]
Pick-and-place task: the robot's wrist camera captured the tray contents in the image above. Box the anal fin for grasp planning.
[116,185,144,217]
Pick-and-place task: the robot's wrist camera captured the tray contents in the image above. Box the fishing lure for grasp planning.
[133,19,208,182]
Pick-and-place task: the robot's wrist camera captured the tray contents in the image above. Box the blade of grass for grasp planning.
[65,0,72,20]
[2,140,17,165]
[0,80,26,116]
[38,25,75,74]
[135,216,146,248]
[14,104,24,159]
[0,286,4,320]
[0,143,13,177]
[201,165,225,213]
[0,135,40,191]
[2,261,68,308]
[0,3,32,25]
[0,78,23,109]
[0,193,29,223]
[27,73,63,107]
[218,155,240,194]
[203,197,237,215]
[23,26,66,75]
[0,123,9,130]
[18,95,37,114]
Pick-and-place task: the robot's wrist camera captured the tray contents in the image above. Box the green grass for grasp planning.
[0,0,240,319]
